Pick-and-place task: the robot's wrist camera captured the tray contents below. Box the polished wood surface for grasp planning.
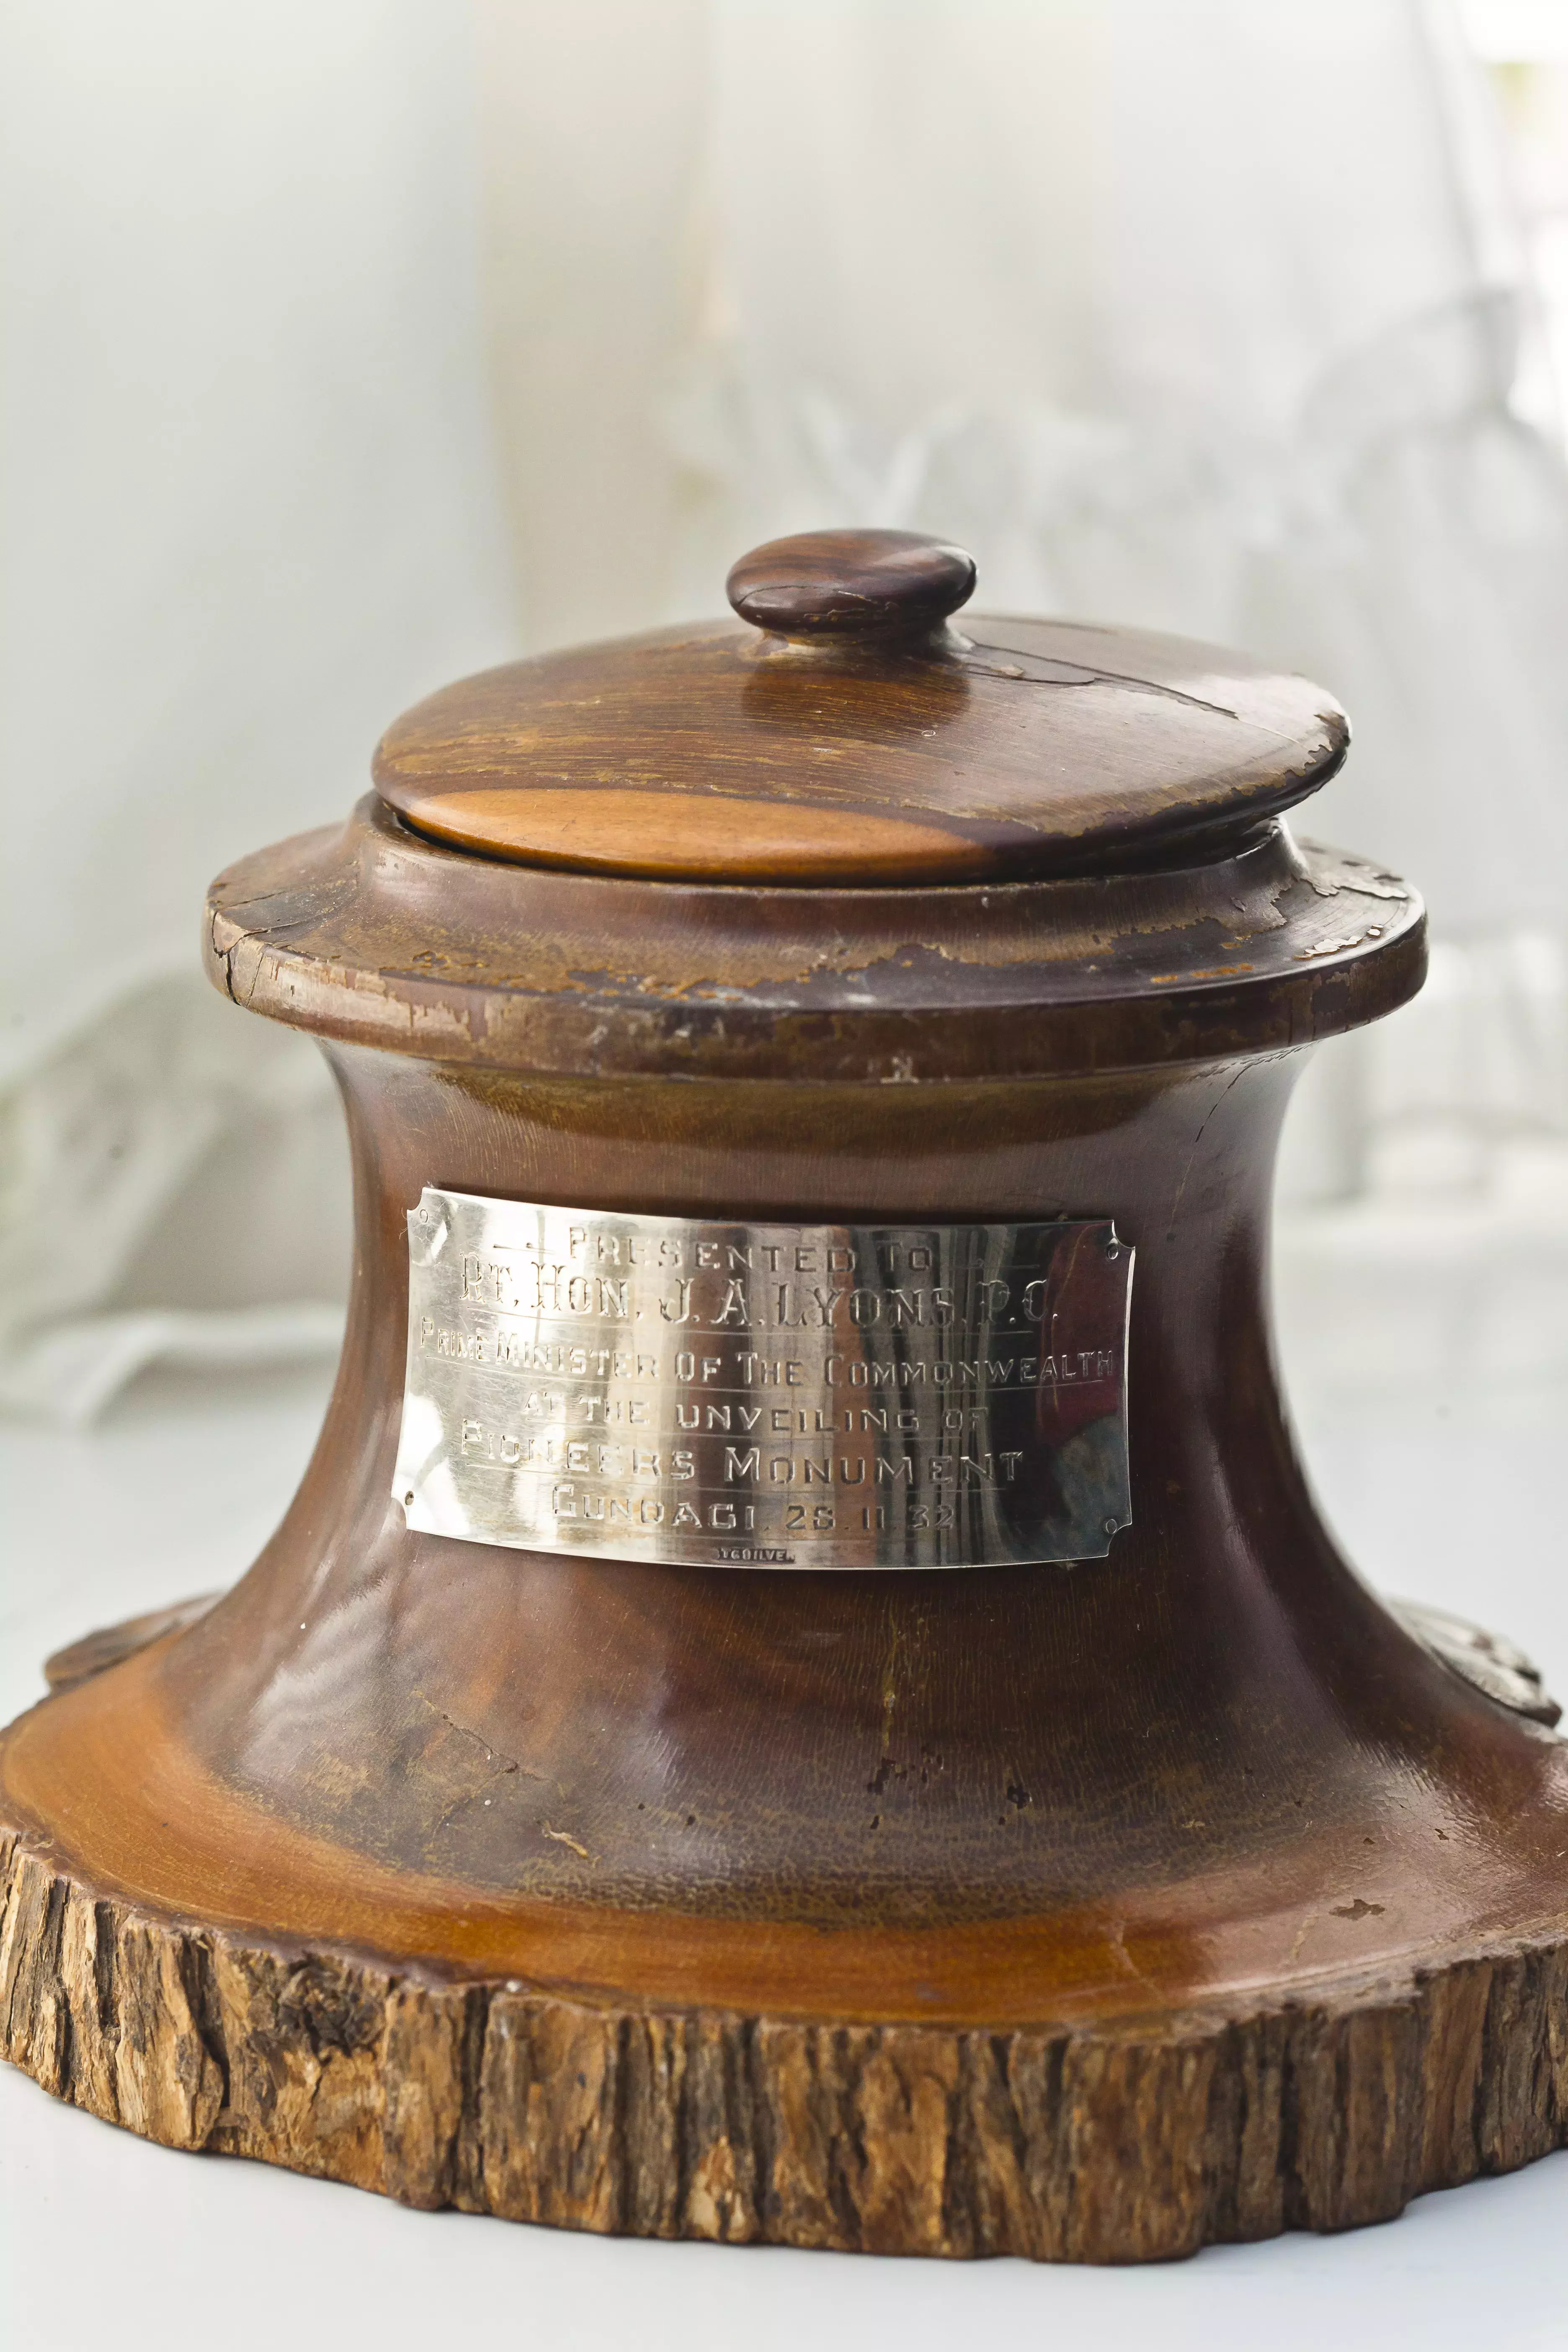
[7,1028,1568,2254]
[373,534,1347,885]
[11,553,1564,2259]
[725,526,976,639]
[206,798,1420,1082]
[391,783,998,883]
[43,1593,218,1694]
[7,1054,1567,1983]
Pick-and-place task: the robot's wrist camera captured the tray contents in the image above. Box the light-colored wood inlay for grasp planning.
[400,786,994,883]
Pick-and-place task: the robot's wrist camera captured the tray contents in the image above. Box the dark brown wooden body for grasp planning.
[5,653,1567,2260]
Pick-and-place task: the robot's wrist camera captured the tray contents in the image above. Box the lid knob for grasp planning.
[726,528,976,642]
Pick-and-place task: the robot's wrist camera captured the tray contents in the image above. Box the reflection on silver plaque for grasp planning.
[393,1189,1133,1572]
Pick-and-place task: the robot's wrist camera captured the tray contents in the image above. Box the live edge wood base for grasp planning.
[4,1815,1568,2262]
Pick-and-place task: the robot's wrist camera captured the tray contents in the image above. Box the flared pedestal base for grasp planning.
[5,1607,1568,2264]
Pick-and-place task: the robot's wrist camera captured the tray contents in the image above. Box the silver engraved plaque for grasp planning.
[393,1190,1133,1571]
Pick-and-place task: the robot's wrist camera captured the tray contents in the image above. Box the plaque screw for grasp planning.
[1104,1241,1120,1259]
[1104,1516,1121,1537]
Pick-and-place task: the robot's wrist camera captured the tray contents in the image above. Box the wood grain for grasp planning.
[205,800,1424,1082]
[371,609,1348,885]
[395,784,995,883]
[44,1594,219,1694]
[725,527,977,641]
[4,1823,1565,2259]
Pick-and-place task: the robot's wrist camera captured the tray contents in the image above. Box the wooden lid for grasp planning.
[374,530,1347,886]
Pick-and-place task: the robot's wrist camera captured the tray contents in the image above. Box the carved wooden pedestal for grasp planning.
[5,534,1565,2260]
